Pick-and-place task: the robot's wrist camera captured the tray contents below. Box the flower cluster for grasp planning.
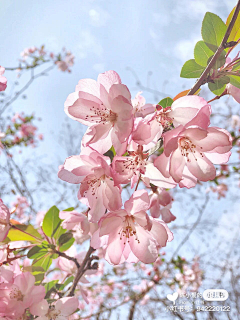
[0,263,78,320]
[11,196,30,221]
[1,112,43,150]
[59,70,232,265]
[18,45,74,73]
[174,257,203,294]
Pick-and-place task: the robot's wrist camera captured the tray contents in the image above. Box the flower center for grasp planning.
[118,216,140,245]
[48,307,61,320]
[155,106,173,128]
[85,105,118,125]
[179,137,203,162]
[10,287,24,301]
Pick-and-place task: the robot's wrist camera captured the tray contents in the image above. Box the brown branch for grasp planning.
[188,0,240,95]
[68,246,96,297]
[53,249,80,268]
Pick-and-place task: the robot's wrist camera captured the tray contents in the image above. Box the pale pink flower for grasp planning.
[154,106,232,188]
[0,272,45,318]
[59,210,90,235]
[0,67,7,92]
[30,297,78,320]
[166,96,211,128]
[58,148,122,222]
[0,200,11,242]
[11,196,29,219]
[208,183,228,199]
[132,92,155,117]
[112,145,176,189]
[19,123,37,138]
[56,52,74,72]
[65,70,134,155]
[149,189,176,223]
[92,190,173,265]
[226,84,240,103]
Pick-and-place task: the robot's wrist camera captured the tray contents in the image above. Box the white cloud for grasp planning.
[89,7,110,27]
[77,30,103,59]
[174,36,200,62]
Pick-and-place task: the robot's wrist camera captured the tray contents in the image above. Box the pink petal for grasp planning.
[169,148,186,183]
[75,78,100,98]
[160,208,176,223]
[30,300,49,316]
[150,218,174,245]
[187,151,216,182]
[129,226,158,263]
[100,213,124,236]
[144,163,177,188]
[205,151,231,164]
[124,190,149,214]
[97,70,122,92]
[154,153,171,178]
[55,297,79,316]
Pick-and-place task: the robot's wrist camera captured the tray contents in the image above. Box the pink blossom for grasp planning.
[207,183,228,199]
[19,123,37,138]
[92,190,173,265]
[59,210,90,236]
[65,70,134,155]
[30,297,78,320]
[226,83,240,103]
[56,51,74,72]
[58,148,122,222]
[0,200,11,242]
[149,189,176,223]
[132,92,155,117]
[175,257,203,293]
[112,145,177,189]
[11,196,29,219]
[154,106,232,188]
[0,67,7,92]
[166,96,211,128]
[0,272,45,318]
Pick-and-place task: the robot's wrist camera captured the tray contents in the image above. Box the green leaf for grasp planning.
[232,62,240,71]
[44,280,59,295]
[22,266,45,274]
[62,207,75,212]
[34,273,45,283]
[27,245,49,259]
[180,59,205,78]
[59,237,75,252]
[210,51,226,69]
[194,41,214,66]
[32,253,53,271]
[226,6,240,43]
[5,225,42,243]
[42,206,61,238]
[57,276,74,291]
[58,232,73,247]
[201,12,227,47]
[229,75,240,89]
[158,97,173,108]
[208,76,229,95]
